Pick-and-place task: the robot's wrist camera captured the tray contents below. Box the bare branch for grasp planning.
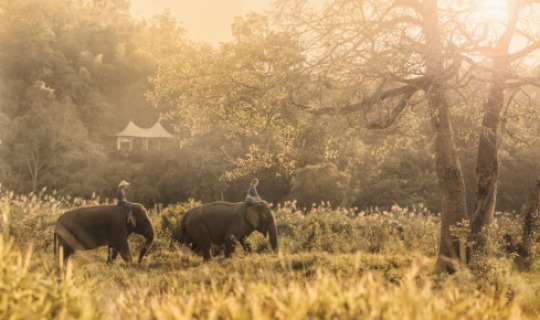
[364,89,417,129]
[509,41,540,61]
[505,75,540,89]
[338,83,420,115]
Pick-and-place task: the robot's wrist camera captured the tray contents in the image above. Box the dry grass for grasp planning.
[1,189,539,319]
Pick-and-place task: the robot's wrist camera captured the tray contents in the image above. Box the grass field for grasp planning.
[1,190,540,319]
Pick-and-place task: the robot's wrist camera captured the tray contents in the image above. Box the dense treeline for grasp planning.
[1,0,540,217]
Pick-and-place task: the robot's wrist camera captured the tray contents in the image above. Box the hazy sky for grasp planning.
[129,0,273,45]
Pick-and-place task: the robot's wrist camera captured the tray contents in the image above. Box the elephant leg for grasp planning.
[199,242,212,261]
[224,235,235,258]
[114,241,132,264]
[210,244,223,257]
[192,236,211,260]
[107,246,119,264]
[190,243,200,254]
[237,236,251,252]
[118,249,132,264]
[189,229,212,261]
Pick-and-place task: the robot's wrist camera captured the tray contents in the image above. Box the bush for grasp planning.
[159,199,201,242]
[289,162,353,209]
[272,202,438,256]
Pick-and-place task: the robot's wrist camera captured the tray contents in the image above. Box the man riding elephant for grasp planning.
[54,202,155,265]
[179,201,278,261]
[117,180,136,226]
[245,178,264,207]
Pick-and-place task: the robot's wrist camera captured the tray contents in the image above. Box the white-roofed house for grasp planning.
[115,120,175,151]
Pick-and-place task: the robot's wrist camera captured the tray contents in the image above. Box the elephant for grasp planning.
[54,203,155,265]
[179,201,278,261]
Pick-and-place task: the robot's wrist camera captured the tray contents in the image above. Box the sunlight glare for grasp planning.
[475,0,508,22]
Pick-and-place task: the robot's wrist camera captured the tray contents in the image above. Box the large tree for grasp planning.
[467,0,540,252]
[274,0,540,272]
[275,0,467,272]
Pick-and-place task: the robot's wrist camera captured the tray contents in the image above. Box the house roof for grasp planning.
[115,120,174,138]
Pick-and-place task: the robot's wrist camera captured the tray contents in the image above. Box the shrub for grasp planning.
[289,162,352,209]
[159,199,201,242]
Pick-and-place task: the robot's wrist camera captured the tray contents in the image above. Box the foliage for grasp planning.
[159,199,201,242]
[1,0,540,215]
[288,163,353,209]
[0,0,184,196]
[498,144,540,212]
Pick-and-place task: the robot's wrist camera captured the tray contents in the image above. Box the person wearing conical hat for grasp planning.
[117,180,135,226]
[117,180,130,204]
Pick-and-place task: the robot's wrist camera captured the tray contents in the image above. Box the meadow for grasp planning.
[1,188,540,319]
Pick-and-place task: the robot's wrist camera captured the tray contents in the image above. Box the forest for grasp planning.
[2,0,540,318]
[2,0,540,212]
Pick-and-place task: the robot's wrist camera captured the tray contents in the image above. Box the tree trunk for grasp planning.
[430,89,468,273]
[469,72,504,252]
[515,178,540,270]
[422,0,468,273]
[29,156,40,194]
[469,1,518,256]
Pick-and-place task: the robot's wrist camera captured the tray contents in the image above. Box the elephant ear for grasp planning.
[246,206,261,229]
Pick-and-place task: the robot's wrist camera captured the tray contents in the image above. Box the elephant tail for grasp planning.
[53,231,57,258]
[178,212,190,245]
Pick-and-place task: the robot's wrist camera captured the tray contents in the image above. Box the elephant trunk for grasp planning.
[268,217,278,252]
[138,223,155,264]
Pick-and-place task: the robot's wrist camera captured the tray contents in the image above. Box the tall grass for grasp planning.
[0,198,96,319]
[1,200,9,241]
[110,260,521,319]
[0,189,538,319]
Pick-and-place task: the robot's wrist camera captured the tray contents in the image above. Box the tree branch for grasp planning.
[338,83,420,115]
[505,75,540,89]
[509,41,540,62]
[364,89,417,129]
